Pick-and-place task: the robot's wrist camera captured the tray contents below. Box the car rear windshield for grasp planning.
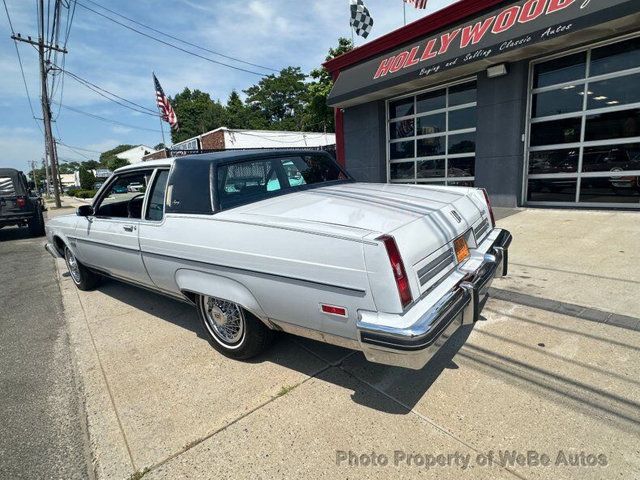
[0,176,16,196]
[216,154,348,210]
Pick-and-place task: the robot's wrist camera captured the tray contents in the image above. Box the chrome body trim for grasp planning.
[417,249,455,286]
[356,229,512,370]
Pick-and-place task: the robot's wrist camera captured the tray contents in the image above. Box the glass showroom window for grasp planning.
[527,35,640,207]
[387,79,477,187]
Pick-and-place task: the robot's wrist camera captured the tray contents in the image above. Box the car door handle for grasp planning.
[123,225,136,232]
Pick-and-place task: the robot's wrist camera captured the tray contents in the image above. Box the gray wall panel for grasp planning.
[474,60,529,207]
[343,101,387,183]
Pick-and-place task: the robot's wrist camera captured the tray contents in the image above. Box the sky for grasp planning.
[0,0,456,171]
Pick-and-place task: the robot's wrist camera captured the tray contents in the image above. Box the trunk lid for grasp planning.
[222,182,488,252]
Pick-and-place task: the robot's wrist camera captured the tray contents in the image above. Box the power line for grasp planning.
[53,101,160,132]
[52,0,76,120]
[55,66,161,116]
[55,140,101,154]
[238,131,330,144]
[79,0,279,73]
[75,1,270,77]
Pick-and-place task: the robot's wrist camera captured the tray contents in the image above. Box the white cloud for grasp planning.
[111,126,132,135]
[248,1,273,21]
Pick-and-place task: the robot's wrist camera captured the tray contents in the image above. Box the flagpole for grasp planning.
[158,116,166,147]
[153,72,167,147]
[403,0,406,26]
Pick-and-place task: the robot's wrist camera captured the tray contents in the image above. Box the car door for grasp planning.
[136,169,176,294]
[73,169,154,287]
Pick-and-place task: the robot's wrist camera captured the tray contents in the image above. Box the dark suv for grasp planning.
[0,168,46,237]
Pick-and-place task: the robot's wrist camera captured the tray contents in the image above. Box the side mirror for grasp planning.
[76,205,94,217]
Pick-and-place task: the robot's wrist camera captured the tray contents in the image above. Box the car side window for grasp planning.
[95,171,153,219]
[217,159,284,210]
[145,170,169,221]
[281,155,346,185]
[0,176,16,196]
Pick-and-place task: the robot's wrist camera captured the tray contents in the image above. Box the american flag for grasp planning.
[405,0,428,9]
[154,74,179,131]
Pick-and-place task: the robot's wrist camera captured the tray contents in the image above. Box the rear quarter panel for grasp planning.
[139,214,376,340]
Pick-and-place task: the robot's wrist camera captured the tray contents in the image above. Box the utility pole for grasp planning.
[30,160,39,191]
[11,0,67,208]
[43,154,51,196]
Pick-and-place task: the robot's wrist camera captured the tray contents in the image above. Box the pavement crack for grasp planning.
[72,282,138,473]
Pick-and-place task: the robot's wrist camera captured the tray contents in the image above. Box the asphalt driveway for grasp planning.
[50,207,640,479]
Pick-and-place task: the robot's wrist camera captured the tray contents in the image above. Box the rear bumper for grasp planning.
[0,213,34,225]
[356,228,512,370]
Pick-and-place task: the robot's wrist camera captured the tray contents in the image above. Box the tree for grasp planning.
[170,88,227,143]
[81,160,100,170]
[225,91,267,130]
[78,165,96,190]
[99,145,133,171]
[303,38,353,133]
[244,67,307,130]
[154,143,166,150]
[105,157,131,171]
[29,165,46,186]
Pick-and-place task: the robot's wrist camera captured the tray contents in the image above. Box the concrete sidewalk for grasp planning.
[492,208,639,320]
[51,208,640,479]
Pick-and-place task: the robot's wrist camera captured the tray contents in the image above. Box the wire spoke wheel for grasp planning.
[65,247,82,284]
[201,296,245,346]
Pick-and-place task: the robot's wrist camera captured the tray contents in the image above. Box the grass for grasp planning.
[276,385,296,397]
[128,467,150,480]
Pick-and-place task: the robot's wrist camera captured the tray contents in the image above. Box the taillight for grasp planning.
[16,197,26,208]
[378,235,412,308]
[481,188,495,227]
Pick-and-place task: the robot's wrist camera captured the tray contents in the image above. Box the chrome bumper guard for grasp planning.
[357,229,512,370]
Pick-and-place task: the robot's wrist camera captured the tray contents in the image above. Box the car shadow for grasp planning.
[93,276,472,414]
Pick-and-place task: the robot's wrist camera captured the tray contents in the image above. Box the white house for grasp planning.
[116,145,155,165]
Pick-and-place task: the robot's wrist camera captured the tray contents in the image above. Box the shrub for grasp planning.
[73,189,97,199]
[79,166,96,190]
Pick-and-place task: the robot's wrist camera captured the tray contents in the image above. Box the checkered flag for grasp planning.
[350,0,374,39]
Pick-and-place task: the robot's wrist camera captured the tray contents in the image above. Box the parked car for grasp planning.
[45,150,511,370]
[127,182,144,193]
[0,168,46,237]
